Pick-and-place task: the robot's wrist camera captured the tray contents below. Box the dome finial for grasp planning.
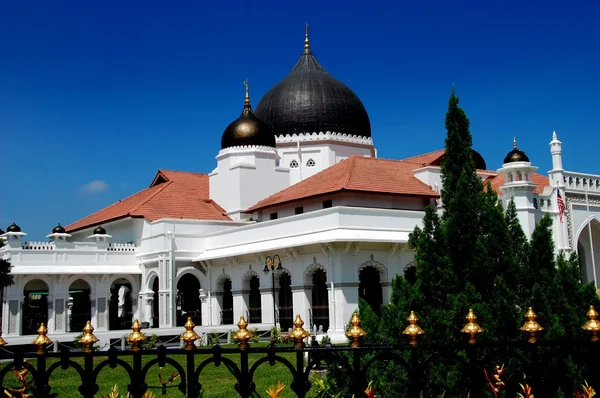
[514,136,517,149]
[244,79,250,107]
[304,22,310,53]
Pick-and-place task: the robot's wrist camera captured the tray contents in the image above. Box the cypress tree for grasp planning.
[355,88,600,396]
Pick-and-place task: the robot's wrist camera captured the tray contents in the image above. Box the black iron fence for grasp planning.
[0,307,598,398]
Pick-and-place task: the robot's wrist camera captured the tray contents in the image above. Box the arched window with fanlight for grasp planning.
[290,160,299,168]
[306,158,316,167]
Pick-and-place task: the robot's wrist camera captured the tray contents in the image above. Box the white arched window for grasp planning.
[290,160,299,168]
[306,158,316,167]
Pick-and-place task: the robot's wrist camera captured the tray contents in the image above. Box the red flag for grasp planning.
[557,189,566,223]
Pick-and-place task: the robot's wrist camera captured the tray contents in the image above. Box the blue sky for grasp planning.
[1,0,599,240]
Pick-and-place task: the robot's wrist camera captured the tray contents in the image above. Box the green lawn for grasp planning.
[3,344,321,397]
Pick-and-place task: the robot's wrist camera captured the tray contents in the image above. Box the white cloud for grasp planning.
[81,180,109,194]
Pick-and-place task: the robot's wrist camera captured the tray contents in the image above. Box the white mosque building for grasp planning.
[1,31,599,345]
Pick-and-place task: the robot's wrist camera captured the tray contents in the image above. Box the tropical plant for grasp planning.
[266,381,285,398]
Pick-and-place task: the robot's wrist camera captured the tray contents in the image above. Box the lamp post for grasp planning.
[263,254,282,328]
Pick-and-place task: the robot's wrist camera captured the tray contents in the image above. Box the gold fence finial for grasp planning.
[233,316,253,349]
[32,323,52,354]
[346,312,367,348]
[582,305,600,342]
[127,319,147,351]
[402,311,425,345]
[289,315,311,349]
[461,308,484,344]
[520,307,544,343]
[0,330,7,347]
[78,320,99,353]
[181,317,200,350]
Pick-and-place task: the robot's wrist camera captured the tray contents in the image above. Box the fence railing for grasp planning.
[0,307,599,397]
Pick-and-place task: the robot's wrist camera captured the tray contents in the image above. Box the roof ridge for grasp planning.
[159,169,208,176]
[400,149,445,162]
[130,180,173,214]
[66,184,164,228]
[342,157,358,188]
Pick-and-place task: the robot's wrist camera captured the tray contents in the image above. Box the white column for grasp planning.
[46,294,55,334]
[291,285,311,328]
[382,281,391,304]
[336,282,359,333]
[260,287,275,327]
[232,290,246,322]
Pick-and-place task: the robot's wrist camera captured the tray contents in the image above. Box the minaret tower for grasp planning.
[210,80,289,221]
[497,138,539,237]
[549,131,564,188]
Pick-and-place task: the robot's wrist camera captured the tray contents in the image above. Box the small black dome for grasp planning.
[255,45,371,137]
[0,229,4,235]
[52,223,66,234]
[93,225,107,235]
[6,223,21,233]
[503,139,529,164]
[221,103,275,149]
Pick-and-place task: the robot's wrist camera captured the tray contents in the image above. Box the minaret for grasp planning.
[210,81,289,221]
[549,131,564,187]
[497,138,539,237]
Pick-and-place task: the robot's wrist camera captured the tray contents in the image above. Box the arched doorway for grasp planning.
[577,218,600,287]
[359,266,383,315]
[109,279,132,330]
[312,269,329,332]
[22,279,49,335]
[218,276,233,325]
[246,275,261,323]
[151,277,159,328]
[69,279,91,332]
[177,274,201,327]
[278,272,293,330]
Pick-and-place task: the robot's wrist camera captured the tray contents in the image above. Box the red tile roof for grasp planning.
[400,149,446,166]
[487,172,550,195]
[246,156,439,212]
[66,170,230,232]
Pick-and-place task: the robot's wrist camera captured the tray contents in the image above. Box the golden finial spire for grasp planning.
[244,79,250,106]
[304,22,310,53]
[513,136,517,149]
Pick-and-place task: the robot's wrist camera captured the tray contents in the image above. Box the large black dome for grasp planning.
[255,43,371,137]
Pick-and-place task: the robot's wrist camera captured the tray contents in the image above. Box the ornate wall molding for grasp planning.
[275,131,373,146]
[358,254,388,281]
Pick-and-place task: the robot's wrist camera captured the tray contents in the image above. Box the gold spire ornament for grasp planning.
[402,311,425,345]
[244,79,250,107]
[461,309,484,344]
[78,321,99,353]
[127,319,147,351]
[520,307,544,343]
[514,137,518,149]
[304,22,310,53]
[32,323,52,354]
[346,312,367,348]
[181,317,200,350]
[233,316,253,349]
[289,315,311,348]
[582,305,600,342]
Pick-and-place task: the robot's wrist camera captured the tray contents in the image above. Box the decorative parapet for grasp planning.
[217,145,277,156]
[0,241,137,252]
[563,171,600,192]
[275,131,373,145]
[21,241,55,250]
